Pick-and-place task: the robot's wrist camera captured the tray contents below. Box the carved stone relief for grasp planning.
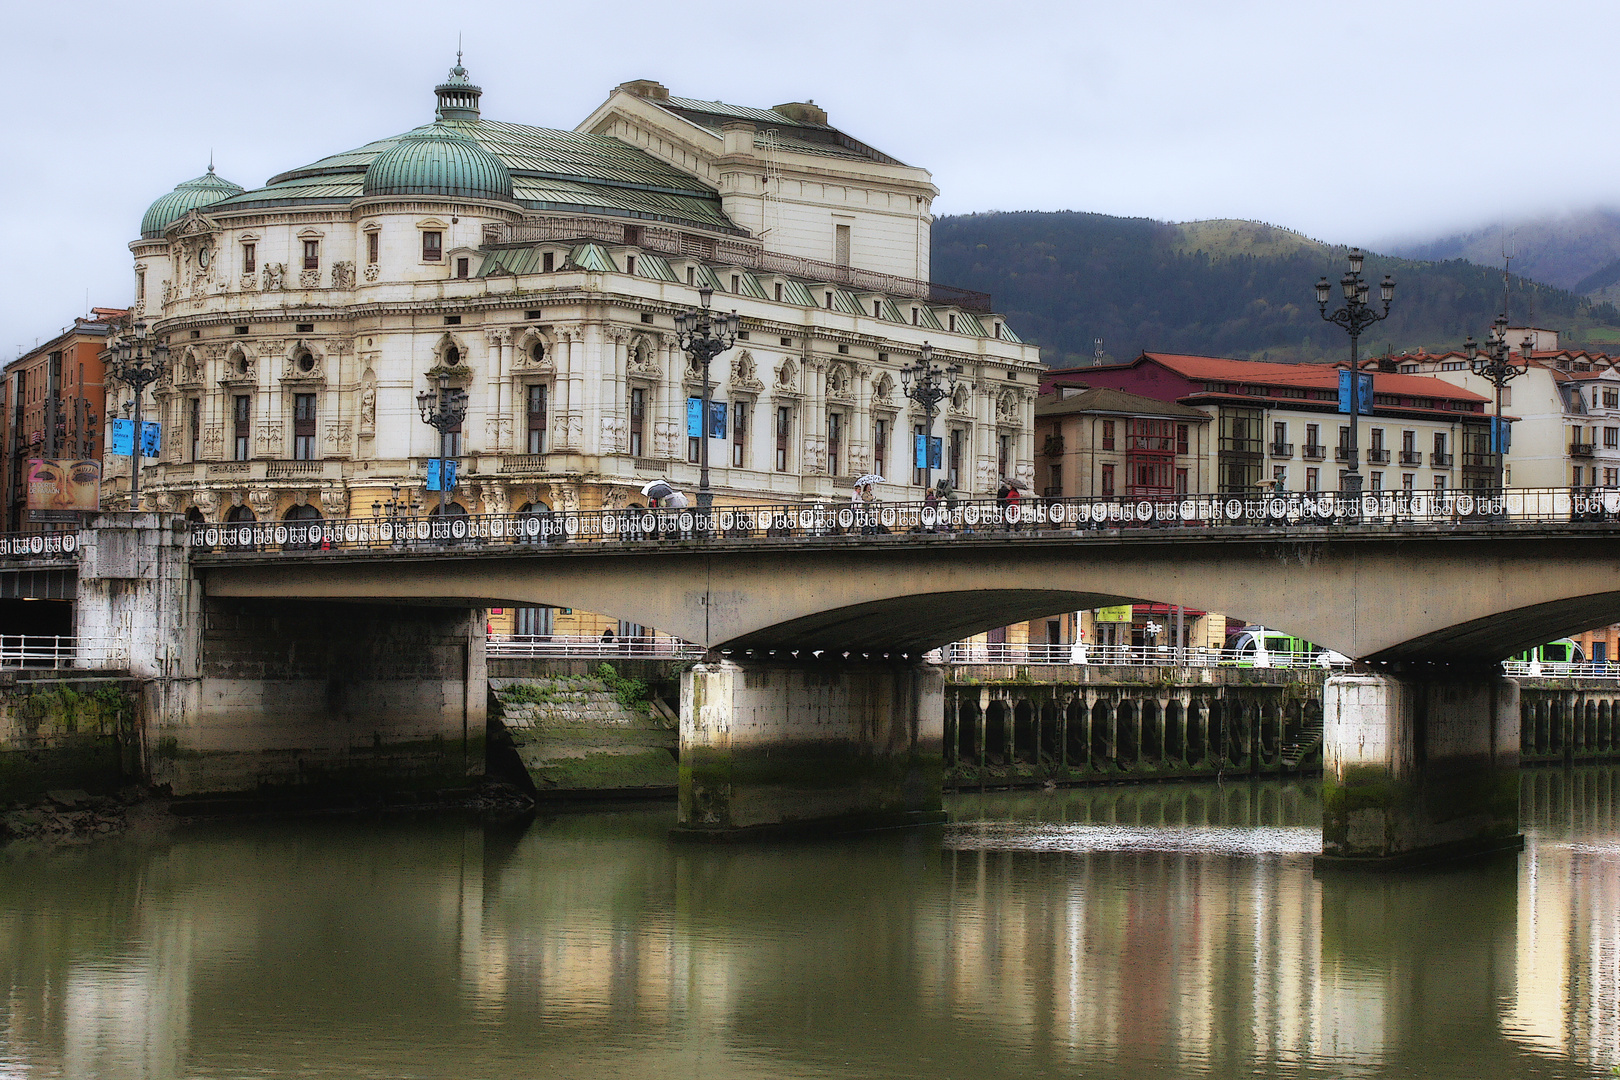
[976,458,996,492]
[320,486,349,517]
[600,415,627,453]
[363,263,380,283]
[358,384,376,435]
[202,424,224,458]
[480,484,509,516]
[248,488,276,517]
[192,488,219,517]
[331,261,355,290]
[653,419,678,459]
[254,422,284,455]
[262,263,285,291]
[323,421,351,449]
[298,268,320,289]
[731,351,763,392]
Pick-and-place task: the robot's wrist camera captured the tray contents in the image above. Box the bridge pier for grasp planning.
[674,658,946,839]
[1319,671,1522,870]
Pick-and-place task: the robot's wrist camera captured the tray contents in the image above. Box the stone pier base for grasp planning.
[674,659,946,840]
[1317,671,1522,870]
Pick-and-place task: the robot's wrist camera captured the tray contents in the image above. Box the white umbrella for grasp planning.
[853,474,886,488]
[640,479,675,500]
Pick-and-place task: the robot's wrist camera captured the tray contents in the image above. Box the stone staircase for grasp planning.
[1280,717,1324,768]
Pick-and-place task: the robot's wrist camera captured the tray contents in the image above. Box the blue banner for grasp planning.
[109,419,161,458]
[1337,371,1374,413]
[710,401,727,440]
[687,397,702,438]
[1491,416,1512,453]
[914,434,942,470]
[426,459,456,491]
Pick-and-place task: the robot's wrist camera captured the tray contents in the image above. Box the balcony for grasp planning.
[1571,441,1596,457]
[1269,442,1293,458]
[1399,451,1423,466]
[1368,448,1391,464]
[1301,444,1326,461]
[1334,446,1353,463]
[267,460,325,478]
[1431,452,1453,468]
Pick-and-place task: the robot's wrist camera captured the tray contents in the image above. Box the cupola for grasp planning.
[435,50,482,121]
[139,164,245,239]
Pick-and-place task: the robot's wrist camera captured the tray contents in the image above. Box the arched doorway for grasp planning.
[226,505,256,522]
[283,503,324,549]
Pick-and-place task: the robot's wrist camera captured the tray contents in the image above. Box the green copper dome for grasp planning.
[139,166,245,239]
[362,122,513,201]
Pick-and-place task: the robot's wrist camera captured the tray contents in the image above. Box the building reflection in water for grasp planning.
[2,772,1618,1078]
[1505,767,1620,1070]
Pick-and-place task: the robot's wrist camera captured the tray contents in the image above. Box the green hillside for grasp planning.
[931,211,1620,368]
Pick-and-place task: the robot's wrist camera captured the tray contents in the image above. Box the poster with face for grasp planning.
[27,459,101,512]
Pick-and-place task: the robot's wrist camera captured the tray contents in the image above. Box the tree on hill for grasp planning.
[931,211,1620,368]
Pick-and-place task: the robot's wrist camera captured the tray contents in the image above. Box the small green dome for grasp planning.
[362,123,513,201]
[140,166,245,239]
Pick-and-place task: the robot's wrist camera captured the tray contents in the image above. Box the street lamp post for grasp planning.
[1317,248,1395,495]
[899,342,962,496]
[416,374,468,516]
[674,285,739,509]
[107,321,170,510]
[1464,314,1530,491]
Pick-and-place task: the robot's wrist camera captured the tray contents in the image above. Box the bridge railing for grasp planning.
[1501,659,1620,679]
[944,642,1354,668]
[487,634,704,659]
[0,635,128,669]
[0,532,81,561]
[185,487,1620,555]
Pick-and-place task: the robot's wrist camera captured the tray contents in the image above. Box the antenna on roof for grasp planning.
[1501,227,1515,322]
[208,148,214,174]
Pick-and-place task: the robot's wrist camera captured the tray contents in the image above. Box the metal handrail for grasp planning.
[488,634,703,659]
[0,635,128,669]
[0,532,80,561]
[185,487,1620,556]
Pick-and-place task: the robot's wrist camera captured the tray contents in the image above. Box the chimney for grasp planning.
[772,100,828,126]
[617,79,670,102]
[721,121,754,156]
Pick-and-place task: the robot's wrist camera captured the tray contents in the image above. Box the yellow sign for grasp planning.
[1094,605,1134,622]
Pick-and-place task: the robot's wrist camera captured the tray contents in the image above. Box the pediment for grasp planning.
[170,211,218,238]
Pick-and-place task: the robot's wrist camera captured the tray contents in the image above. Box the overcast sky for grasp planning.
[6,0,1617,359]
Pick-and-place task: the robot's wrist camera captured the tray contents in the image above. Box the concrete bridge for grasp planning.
[8,488,1620,866]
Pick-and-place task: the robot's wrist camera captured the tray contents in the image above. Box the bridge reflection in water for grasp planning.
[0,771,1615,1078]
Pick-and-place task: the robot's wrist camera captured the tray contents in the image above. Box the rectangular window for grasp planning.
[136,269,146,299]
[242,243,256,275]
[1305,467,1319,492]
[1606,467,1619,486]
[526,384,547,454]
[777,407,792,472]
[1175,467,1188,494]
[1338,424,1351,449]
[456,257,469,279]
[1434,475,1446,493]
[827,411,842,475]
[1176,423,1190,455]
[950,429,965,488]
[835,223,851,267]
[775,283,784,302]
[1433,431,1447,455]
[543,251,556,273]
[1371,471,1383,491]
[189,398,201,462]
[233,395,251,461]
[366,232,379,264]
[302,239,319,270]
[732,400,748,466]
[731,274,740,293]
[874,417,888,477]
[1101,463,1115,496]
[998,433,1011,479]
[625,255,636,275]
[1605,389,1618,408]
[629,387,645,457]
[1370,427,1385,450]
[1304,423,1320,452]
[1273,465,1287,485]
[1605,426,1618,448]
[422,232,442,261]
[1101,419,1115,450]
[1574,465,1586,486]
[1403,473,1415,492]
[293,393,317,460]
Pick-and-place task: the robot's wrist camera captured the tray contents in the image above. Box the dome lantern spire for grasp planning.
[434,47,482,121]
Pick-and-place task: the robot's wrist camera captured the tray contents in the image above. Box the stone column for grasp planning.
[1319,670,1522,869]
[676,658,946,838]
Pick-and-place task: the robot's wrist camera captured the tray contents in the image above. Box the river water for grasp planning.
[2,769,1616,1080]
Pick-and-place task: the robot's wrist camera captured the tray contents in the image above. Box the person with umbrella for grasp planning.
[851,473,884,534]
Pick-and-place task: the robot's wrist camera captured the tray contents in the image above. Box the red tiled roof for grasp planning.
[1137,352,1488,402]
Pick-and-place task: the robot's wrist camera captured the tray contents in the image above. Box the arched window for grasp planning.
[531,341,546,364]
[226,505,256,522]
[185,507,205,523]
[429,501,468,517]
[283,504,322,521]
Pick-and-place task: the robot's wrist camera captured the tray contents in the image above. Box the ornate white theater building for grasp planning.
[123,59,1040,631]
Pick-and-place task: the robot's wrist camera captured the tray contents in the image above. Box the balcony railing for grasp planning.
[483,216,994,313]
[1399,451,1423,466]
[1431,452,1454,468]
[0,635,128,669]
[1368,448,1391,464]
[1334,446,1353,463]
[1571,442,1596,457]
[488,634,703,660]
[1269,442,1293,457]
[1301,444,1326,461]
